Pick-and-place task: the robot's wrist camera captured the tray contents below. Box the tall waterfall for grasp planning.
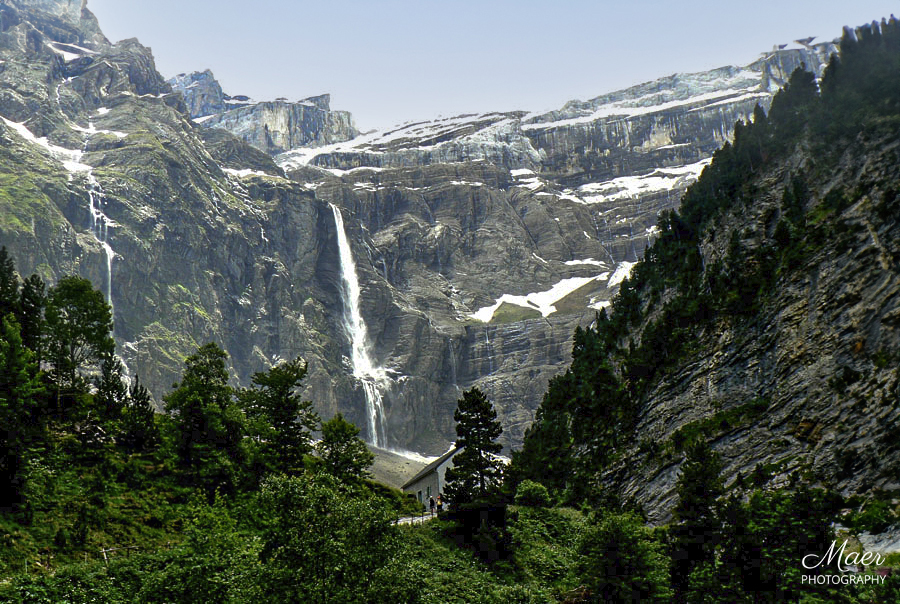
[330,203,388,448]
[86,172,115,313]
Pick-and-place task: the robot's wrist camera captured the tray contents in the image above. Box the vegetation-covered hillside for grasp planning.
[4,15,900,604]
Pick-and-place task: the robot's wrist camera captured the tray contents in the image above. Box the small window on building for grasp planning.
[427,486,431,498]
[417,490,422,502]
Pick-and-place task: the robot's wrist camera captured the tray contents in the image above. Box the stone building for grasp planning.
[401,447,461,504]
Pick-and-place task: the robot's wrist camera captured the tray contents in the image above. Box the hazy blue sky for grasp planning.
[87,0,898,130]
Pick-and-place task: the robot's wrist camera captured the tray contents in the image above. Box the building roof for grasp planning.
[401,446,461,490]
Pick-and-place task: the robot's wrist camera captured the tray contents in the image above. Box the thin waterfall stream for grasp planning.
[330,203,389,448]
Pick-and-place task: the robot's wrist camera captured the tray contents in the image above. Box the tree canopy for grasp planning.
[443,387,503,505]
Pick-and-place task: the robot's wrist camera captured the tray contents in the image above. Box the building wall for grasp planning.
[403,449,464,505]
[436,449,462,494]
[406,473,439,506]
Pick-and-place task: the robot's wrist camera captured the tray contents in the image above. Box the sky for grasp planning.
[86,0,899,131]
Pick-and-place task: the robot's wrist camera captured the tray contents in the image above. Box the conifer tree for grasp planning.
[0,247,18,320]
[241,357,318,474]
[164,343,246,492]
[670,439,724,598]
[94,356,128,423]
[316,413,373,483]
[0,315,45,510]
[18,274,45,358]
[121,375,160,452]
[443,387,503,505]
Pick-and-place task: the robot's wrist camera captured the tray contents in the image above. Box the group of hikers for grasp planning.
[428,495,443,515]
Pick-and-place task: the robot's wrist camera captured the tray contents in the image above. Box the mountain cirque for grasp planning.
[0,0,838,453]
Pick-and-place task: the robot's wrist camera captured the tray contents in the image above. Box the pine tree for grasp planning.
[94,356,128,423]
[241,357,318,475]
[0,315,45,510]
[316,413,373,483]
[121,375,160,452]
[18,274,45,358]
[670,439,724,598]
[443,387,503,505]
[0,246,19,320]
[164,343,246,492]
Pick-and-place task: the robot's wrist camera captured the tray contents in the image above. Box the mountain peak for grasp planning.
[12,0,86,22]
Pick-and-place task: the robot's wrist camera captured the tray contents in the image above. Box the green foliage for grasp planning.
[845,494,899,534]
[667,398,769,454]
[138,495,260,603]
[17,273,45,359]
[0,246,18,320]
[94,355,128,425]
[0,315,45,511]
[515,480,551,507]
[256,473,417,603]
[670,440,723,597]
[507,506,585,592]
[164,343,247,494]
[240,356,318,478]
[402,505,585,602]
[444,387,504,505]
[574,511,672,602]
[508,315,627,502]
[44,276,115,392]
[316,412,374,483]
[120,375,160,453]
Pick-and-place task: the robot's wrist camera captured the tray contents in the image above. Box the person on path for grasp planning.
[429,496,436,515]
[436,495,443,513]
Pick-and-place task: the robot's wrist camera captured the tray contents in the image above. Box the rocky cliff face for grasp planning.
[601,112,900,524]
[169,70,359,155]
[267,40,836,453]
[0,0,845,456]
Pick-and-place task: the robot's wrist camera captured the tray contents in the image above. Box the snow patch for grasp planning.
[2,117,90,173]
[470,275,604,322]
[589,298,612,310]
[522,73,762,131]
[576,158,711,203]
[516,177,544,191]
[223,168,274,178]
[47,42,94,63]
[70,122,127,139]
[565,258,608,267]
[608,262,636,288]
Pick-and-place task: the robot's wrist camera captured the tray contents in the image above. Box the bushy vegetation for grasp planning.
[0,246,420,601]
[4,16,900,603]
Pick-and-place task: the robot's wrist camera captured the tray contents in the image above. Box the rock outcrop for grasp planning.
[601,103,900,524]
[169,69,360,155]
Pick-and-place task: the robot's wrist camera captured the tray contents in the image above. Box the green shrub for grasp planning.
[515,480,551,507]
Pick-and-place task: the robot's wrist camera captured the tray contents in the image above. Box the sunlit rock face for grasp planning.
[0,0,838,454]
[268,40,835,453]
[170,70,359,155]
